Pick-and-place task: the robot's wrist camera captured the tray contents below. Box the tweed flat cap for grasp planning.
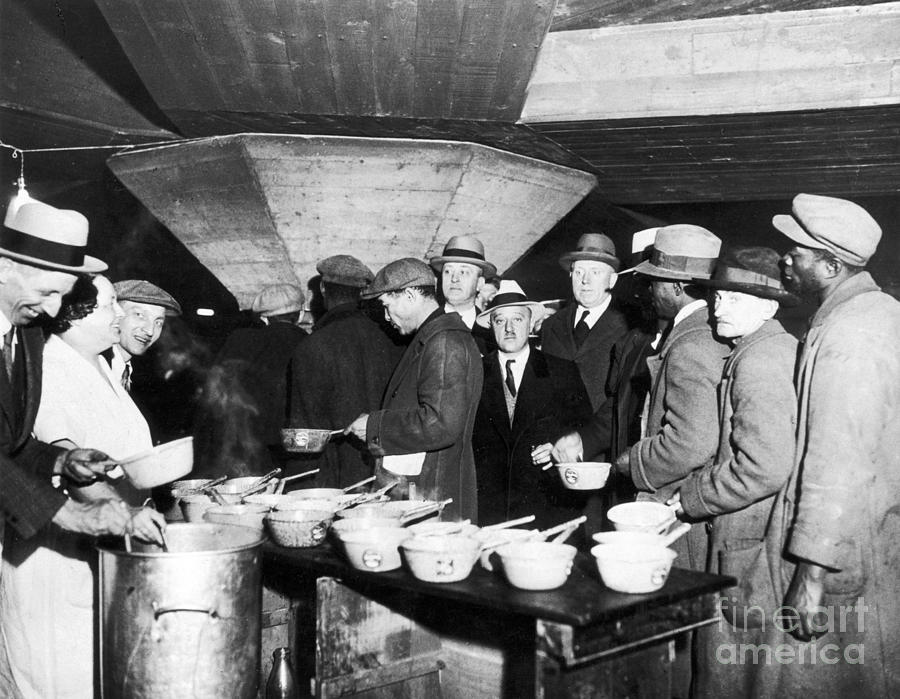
[114,279,181,316]
[773,193,881,266]
[361,258,436,299]
[316,255,374,288]
[251,283,305,317]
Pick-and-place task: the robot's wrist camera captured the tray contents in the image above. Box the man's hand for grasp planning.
[531,443,553,465]
[666,490,684,516]
[615,449,631,475]
[127,507,167,546]
[346,414,368,441]
[51,499,131,536]
[783,561,830,641]
[550,433,583,464]
[55,448,118,484]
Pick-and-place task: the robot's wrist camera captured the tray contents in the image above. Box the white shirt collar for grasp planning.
[574,295,612,329]
[673,299,708,328]
[445,304,478,330]
[497,345,530,391]
[0,310,11,338]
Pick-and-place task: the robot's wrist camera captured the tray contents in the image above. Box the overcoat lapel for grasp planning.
[481,355,511,443]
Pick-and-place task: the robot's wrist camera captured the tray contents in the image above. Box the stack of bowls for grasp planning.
[400,534,481,583]
[214,477,279,505]
[496,542,577,591]
[606,502,677,534]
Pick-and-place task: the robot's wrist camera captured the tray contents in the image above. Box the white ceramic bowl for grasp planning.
[179,494,214,522]
[497,542,578,591]
[400,534,481,583]
[405,521,480,538]
[340,528,410,572]
[555,462,612,490]
[215,476,278,505]
[473,528,539,571]
[202,503,270,531]
[286,487,344,501]
[242,493,294,509]
[118,437,194,489]
[607,502,677,534]
[592,531,667,548]
[170,477,214,498]
[265,509,334,548]
[591,543,678,593]
[331,517,405,539]
[274,498,340,514]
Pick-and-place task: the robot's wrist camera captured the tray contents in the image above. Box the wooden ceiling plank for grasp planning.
[323,0,379,114]
[370,0,419,115]
[275,0,338,114]
[413,0,466,116]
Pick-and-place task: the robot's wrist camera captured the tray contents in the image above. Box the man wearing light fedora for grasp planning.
[614,224,730,571]
[541,232,629,427]
[0,201,149,551]
[666,247,799,698]
[472,280,592,530]
[430,235,497,354]
[348,258,483,522]
[763,194,900,696]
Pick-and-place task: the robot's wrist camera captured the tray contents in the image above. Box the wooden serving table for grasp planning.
[262,541,733,698]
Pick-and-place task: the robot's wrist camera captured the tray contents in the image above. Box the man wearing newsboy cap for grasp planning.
[0,203,154,557]
[288,255,402,489]
[347,258,483,522]
[764,194,900,695]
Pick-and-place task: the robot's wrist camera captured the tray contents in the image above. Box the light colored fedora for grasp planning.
[1,200,106,273]
[475,279,545,328]
[559,233,620,272]
[429,235,497,276]
[630,224,721,281]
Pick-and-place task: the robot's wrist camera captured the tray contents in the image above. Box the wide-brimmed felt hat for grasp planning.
[696,247,799,306]
[316,254,374,288]
[559,233,620,272]
[361,258,436,299]
[1,200,106,273]
[475,279,545,328]
[772,193,881,266]
[429,236,497,276]
[251,283,305,317]
[629,224,721,281]
[114,280,182,316]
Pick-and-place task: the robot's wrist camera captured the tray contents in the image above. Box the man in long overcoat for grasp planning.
[289,255,402,488]
[472,281,591,530]
[672,247,799,697]
[764,194,900,697]
[348,258,483,522]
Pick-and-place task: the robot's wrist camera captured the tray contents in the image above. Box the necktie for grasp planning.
[3,330,14,380]
[505,359,517,397]
[121,363,132,392]
[573,309,590,348]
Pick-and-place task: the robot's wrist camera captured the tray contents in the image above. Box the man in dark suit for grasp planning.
[472,281,592,530]
[0,201,154,553]
[539,232,629,461]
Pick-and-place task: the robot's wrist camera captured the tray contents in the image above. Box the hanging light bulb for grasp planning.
[4,150,33,225]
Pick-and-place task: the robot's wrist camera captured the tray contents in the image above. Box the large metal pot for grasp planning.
[97,523,264,698]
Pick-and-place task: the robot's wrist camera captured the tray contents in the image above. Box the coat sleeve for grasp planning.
[1,444,67,539]
[367,334,478,455]
[681,338,797,518]
[629,332,724,493]
[787,309,900,571]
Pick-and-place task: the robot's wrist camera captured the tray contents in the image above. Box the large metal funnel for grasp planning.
[107,134,595,308]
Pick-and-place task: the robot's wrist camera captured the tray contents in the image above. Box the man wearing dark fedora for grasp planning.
[430,235,497,354]
[288,255,402,489]
[0,201,146,553]
[763,194,900,696]
[472,280,592,530]
[613,224,729,572]
[540,232,629,452]
[667,247,799,698]
[348,258,482,522]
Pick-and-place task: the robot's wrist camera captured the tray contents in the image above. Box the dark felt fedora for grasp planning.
[559,233,620,272]
[697,246,799,305]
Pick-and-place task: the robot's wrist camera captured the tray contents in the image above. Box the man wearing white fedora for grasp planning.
[430,235,497,354]
[0,201,155,550]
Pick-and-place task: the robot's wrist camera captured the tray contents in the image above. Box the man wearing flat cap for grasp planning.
[665,247,799,698]
[430,235,497,354]
[763,194,900,696]
[0,201,151,558]
[287,255,402,488]
[111,279,181,393]
[347,258,483,522]
[472,280,592,530]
